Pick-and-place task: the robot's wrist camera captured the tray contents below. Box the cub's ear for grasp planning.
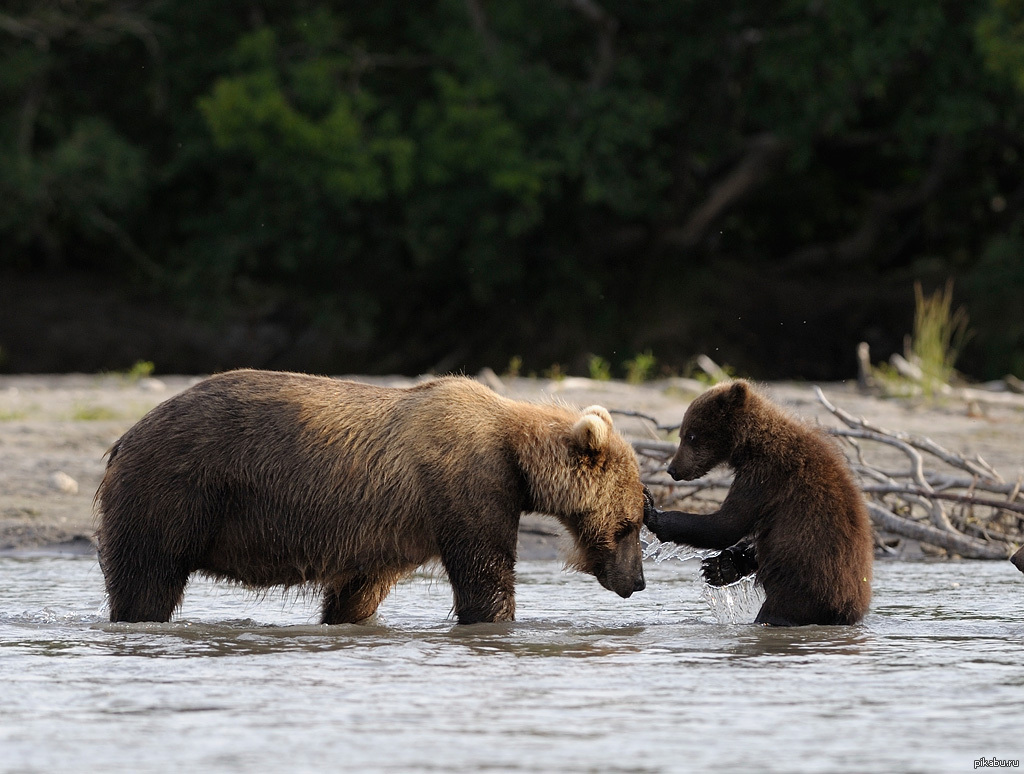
[723,380,750,408]
[581,405,613,427]
[571,414,609,454]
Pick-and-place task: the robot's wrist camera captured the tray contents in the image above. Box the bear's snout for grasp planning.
[599,569,645,598]
[666,463,684,481]
[595,537,646,598]
[615,569,646,598]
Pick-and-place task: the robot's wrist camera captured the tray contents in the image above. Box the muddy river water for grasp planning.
[1,554,1021,773]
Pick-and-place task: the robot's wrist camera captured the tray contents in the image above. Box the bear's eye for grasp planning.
[614,522,636,541]
[686,432,697,444]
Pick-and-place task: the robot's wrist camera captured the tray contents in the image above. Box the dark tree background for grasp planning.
[2,0,1024,379]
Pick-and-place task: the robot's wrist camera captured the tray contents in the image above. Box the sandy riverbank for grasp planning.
[1,371,1022,559]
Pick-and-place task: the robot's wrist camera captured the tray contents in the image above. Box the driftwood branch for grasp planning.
[630,388,1022,560]
[607,409,678,435]
[464,0,499,58]
[663,134,787,248]
[563,0,618,89]
[859,485,1024,516]
[813,386,1002,481]
[864,503,1007,560]
[815,388,1019,558]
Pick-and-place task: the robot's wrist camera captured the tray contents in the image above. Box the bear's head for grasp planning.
[667,380,750,481]
[529,405,646,599]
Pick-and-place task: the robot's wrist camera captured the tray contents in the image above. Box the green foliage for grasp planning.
[871,281,972,398]
[977,0,1024,92]
[624,350,657,385]
[692,363,739,387]
[1,1,1024,377]
[117,360,156,382]
[965,234,1024,376]
[0,116,145,269]
[869,362,923,399]
[198,26,410,204]
[587,355,612,382]
[542,363,566,381]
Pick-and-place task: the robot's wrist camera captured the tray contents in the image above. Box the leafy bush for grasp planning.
[2,1,1024,377]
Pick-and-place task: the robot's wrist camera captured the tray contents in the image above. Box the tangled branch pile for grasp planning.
[627,390,1023,560]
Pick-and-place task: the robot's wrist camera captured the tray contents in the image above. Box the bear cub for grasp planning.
[644,380,872,626]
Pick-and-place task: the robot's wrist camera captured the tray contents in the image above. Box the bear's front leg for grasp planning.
[439,534,517,624]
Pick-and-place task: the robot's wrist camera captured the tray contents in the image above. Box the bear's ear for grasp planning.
[571,414,609,453]
[581,405,613,427]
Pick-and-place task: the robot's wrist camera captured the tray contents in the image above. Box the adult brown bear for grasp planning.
[96,370,647,624]
[644,380,872,626]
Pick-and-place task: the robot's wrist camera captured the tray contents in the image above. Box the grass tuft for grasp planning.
[587,355,612,381]
[624,350,657,384]
[911,280,971,394]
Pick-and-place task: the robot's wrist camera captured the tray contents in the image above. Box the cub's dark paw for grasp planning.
[643,510,662,537]
[642,497,668,541]
[701,543,758,586]
[642,486,657,524]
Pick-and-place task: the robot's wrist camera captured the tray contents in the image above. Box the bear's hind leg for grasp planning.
[98,503,209,623]
[104,560,191,623]
[754,606,799,627]
[754,591,828,627]
[321,571,402,624]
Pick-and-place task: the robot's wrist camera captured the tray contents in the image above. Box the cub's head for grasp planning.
[549,406,646,599]
[667,380,750,481]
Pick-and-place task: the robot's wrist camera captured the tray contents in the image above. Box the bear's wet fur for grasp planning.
[645,380,872,626]
[96,370,647,624]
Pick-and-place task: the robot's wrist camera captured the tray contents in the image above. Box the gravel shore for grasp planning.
[2,372,1022,558]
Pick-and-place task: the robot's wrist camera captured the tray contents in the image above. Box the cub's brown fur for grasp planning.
[1011,545,1024,575]
[645,380,872,626]
[96,369,646,624]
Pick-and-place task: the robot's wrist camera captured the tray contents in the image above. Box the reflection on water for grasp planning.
[1,553,1021,773]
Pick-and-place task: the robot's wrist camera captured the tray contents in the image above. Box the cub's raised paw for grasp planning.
[701,542,758,586]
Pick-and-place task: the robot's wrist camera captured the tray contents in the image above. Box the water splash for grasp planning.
[641,526,765,623]
[640,525,715,564]
[2,608,102,628]
[700,575,766,624]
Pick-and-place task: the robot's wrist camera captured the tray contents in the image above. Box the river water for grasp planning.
[1,553,1021,774]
